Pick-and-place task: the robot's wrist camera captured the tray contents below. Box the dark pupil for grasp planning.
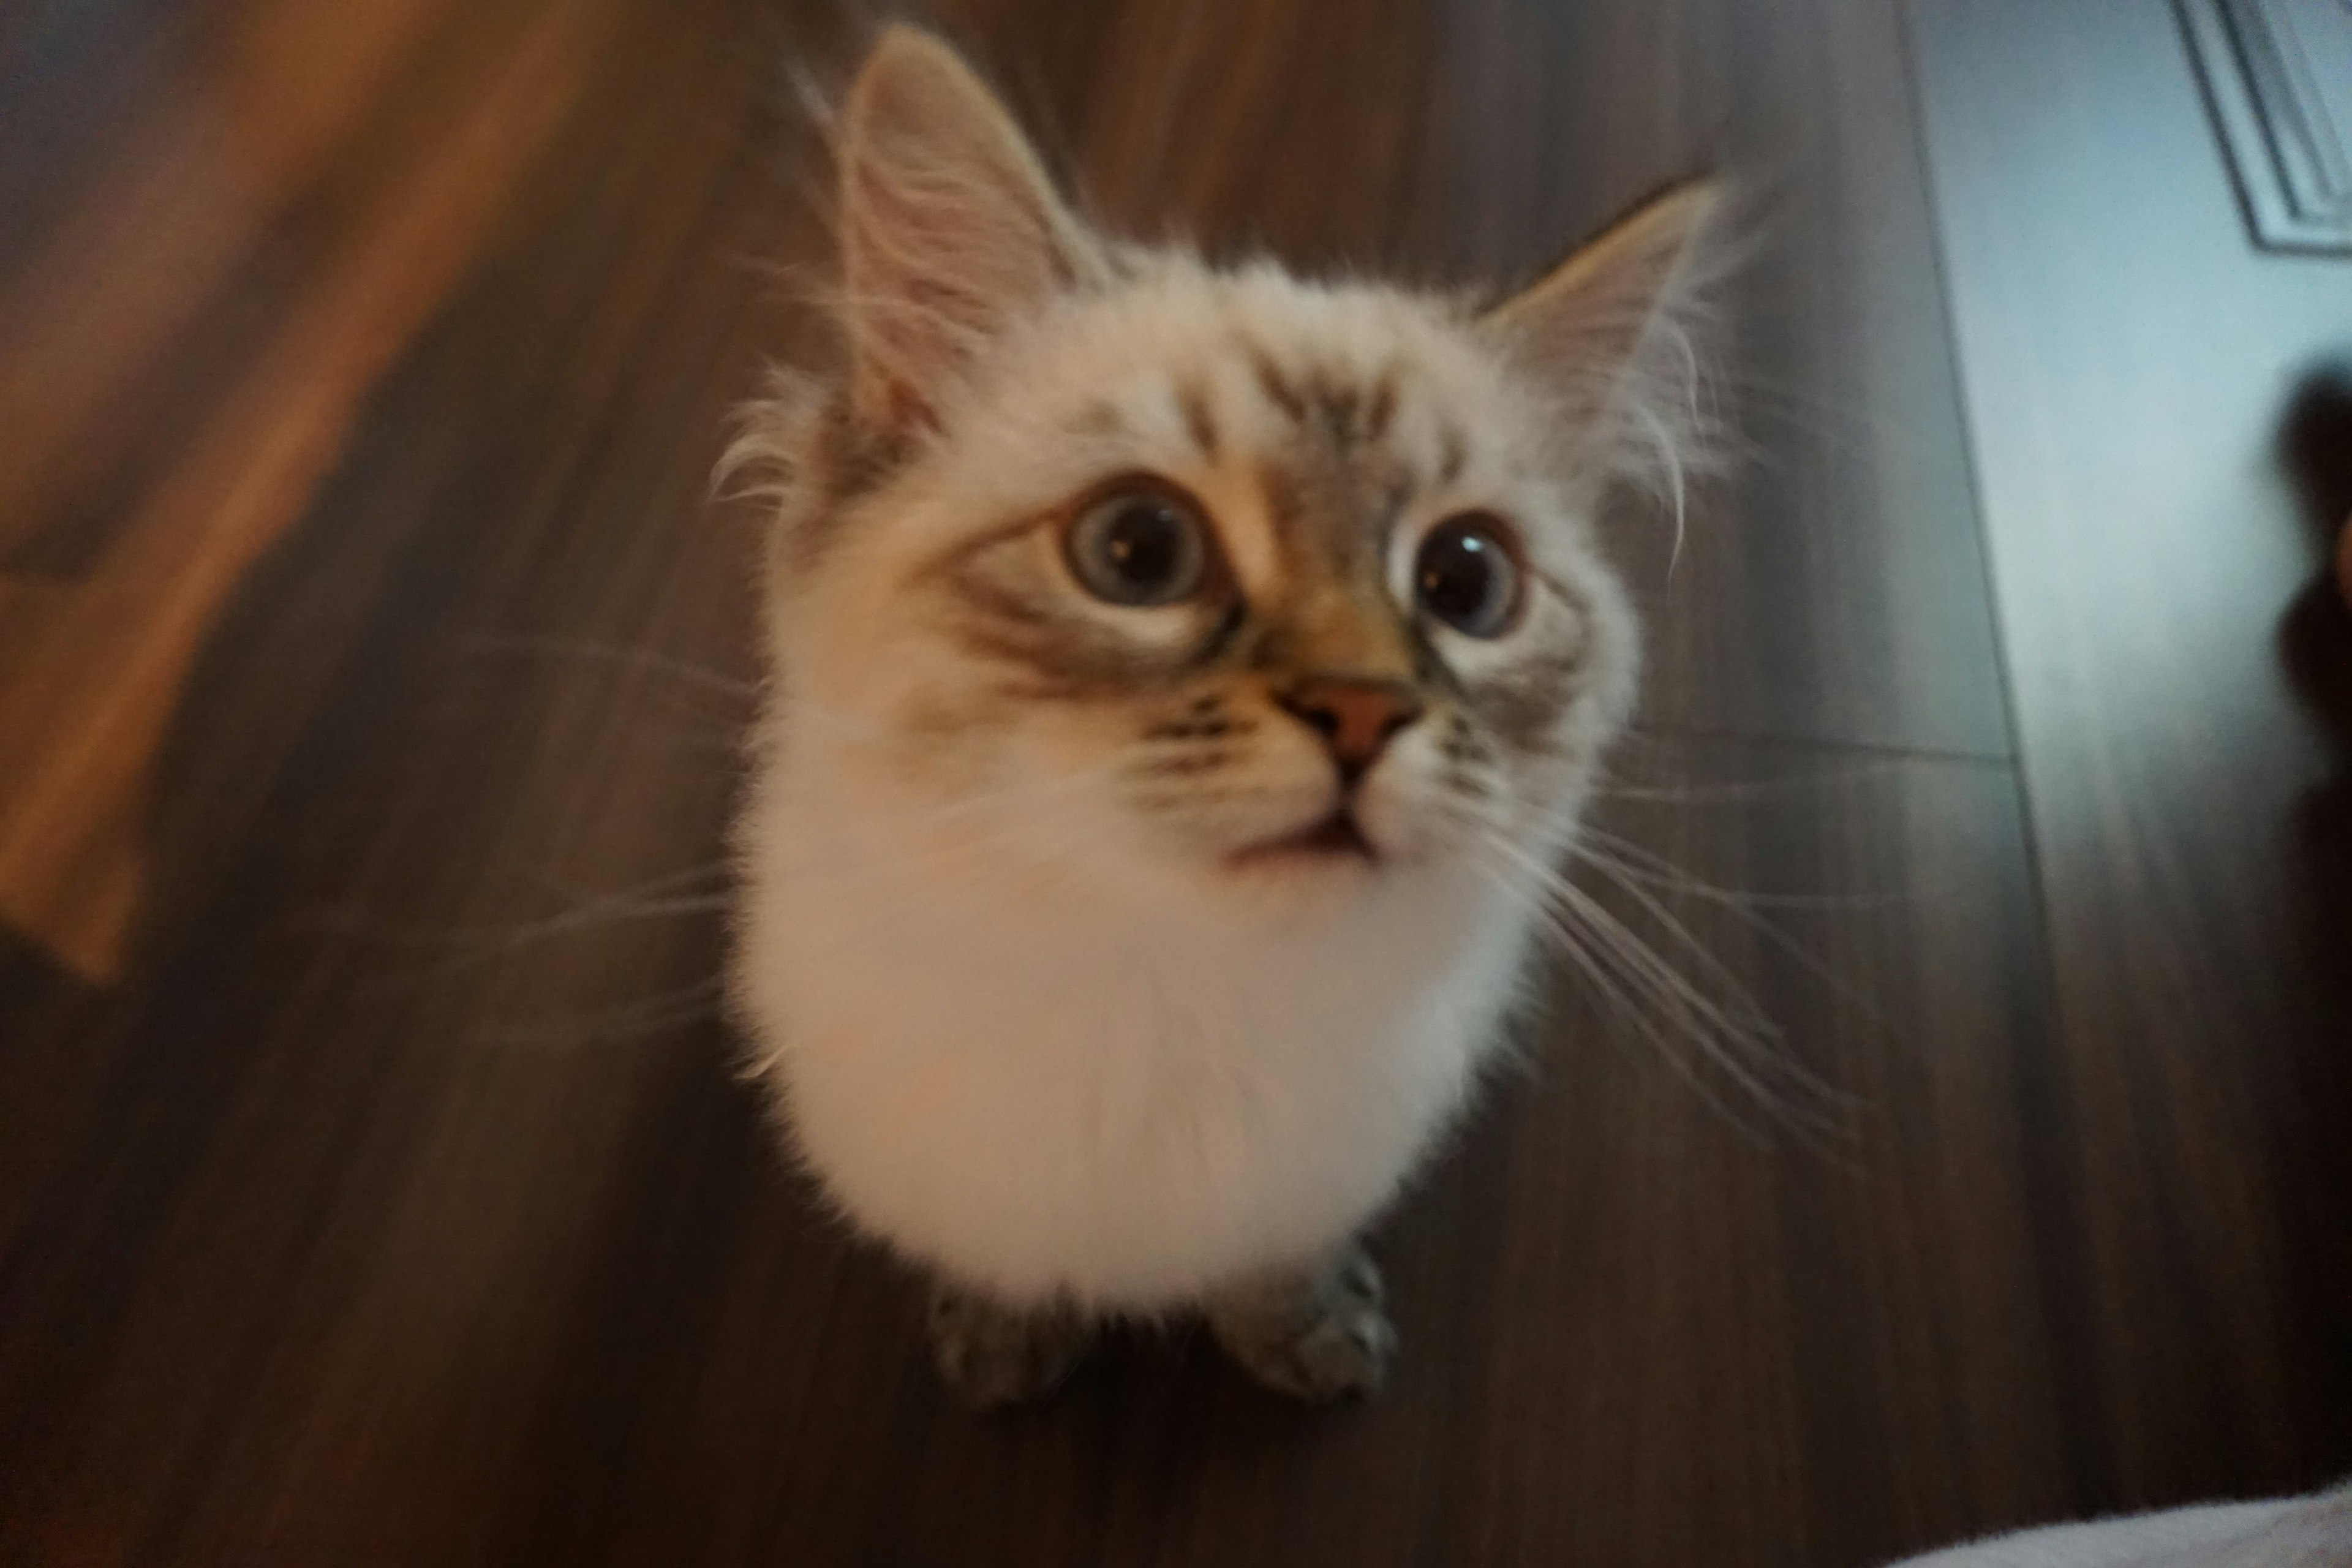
[1106,503,1183,587]
[1422,532,1499,625]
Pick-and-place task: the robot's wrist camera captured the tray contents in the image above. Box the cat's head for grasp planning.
[736,28,1717,924]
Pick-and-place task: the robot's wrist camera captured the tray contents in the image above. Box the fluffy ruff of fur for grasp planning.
[736,744,1538,1308]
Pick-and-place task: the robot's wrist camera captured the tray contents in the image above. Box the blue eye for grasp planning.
[1064,488,1209,606]
[1415,514,1524,638]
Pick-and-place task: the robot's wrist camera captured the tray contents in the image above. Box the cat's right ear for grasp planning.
[1478,180,1721,437]
[837,28,1103,433]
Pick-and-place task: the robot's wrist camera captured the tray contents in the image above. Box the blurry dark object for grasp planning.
[2179,0,2352,254]
[2279,361,2352,702]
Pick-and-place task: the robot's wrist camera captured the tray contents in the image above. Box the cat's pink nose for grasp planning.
[1278,676,1425,784]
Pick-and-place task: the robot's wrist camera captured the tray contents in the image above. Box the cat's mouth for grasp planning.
[1229,808,1378,869]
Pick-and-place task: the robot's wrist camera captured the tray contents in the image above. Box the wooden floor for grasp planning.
[2,1,2347,1562]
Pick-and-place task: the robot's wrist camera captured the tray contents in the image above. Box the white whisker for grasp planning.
[1456,843,1782,1147]
[475,976,728,1049]
[1442,805,1856,1144]
[317,864,734,1005]
[448,631,760,702]
[1572,821,1879,912]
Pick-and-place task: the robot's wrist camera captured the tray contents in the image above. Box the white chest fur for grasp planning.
[733,748,1535,1310]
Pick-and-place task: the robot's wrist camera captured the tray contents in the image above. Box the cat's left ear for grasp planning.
[1479,180,1721,435]
[836,27,1106,432]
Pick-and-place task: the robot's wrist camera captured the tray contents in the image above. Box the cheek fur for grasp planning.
[1447,562,1634,765]
[1431,710,1507,807]
[1117,688,1336,834]
[1123,695,1268,805]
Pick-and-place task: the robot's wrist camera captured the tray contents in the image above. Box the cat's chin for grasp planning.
[1221,809,1394,891]
[1228,809,1379,870]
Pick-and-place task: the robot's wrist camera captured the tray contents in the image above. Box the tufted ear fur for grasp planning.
[1480,180,1722,473]
[837,27,1106,432]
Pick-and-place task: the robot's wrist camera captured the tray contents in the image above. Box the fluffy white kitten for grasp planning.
[726,26,1715,1405]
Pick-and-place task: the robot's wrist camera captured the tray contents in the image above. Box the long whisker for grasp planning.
[325,862,731,945]
[318,865,735,1001]
[1564,841,1885,1060]
[1571,821,1879,912]
[1537,868,1795,1109]
[1456,844,1782,1147]
[1592,743,1910,807]
[1477,831,1774,1036]
[474,976,728,1049]
[1550,853,1785,1044]
[1564,833,1890,1031]
[1513,796,1889,974]
[1452,816,1855,1143]
[447,631,760,702]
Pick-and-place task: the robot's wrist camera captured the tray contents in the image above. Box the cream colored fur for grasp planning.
[726,28,1715,1316]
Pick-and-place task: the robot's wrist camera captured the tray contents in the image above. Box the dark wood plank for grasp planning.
[1905,0,2352,1509]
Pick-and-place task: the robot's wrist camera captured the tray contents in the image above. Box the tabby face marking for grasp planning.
[725,28,1716,929]
[768,266,1641,909]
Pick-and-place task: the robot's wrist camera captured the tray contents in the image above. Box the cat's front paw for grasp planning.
[1208,1244,1397,1401]
[927,1283,1094,1409]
